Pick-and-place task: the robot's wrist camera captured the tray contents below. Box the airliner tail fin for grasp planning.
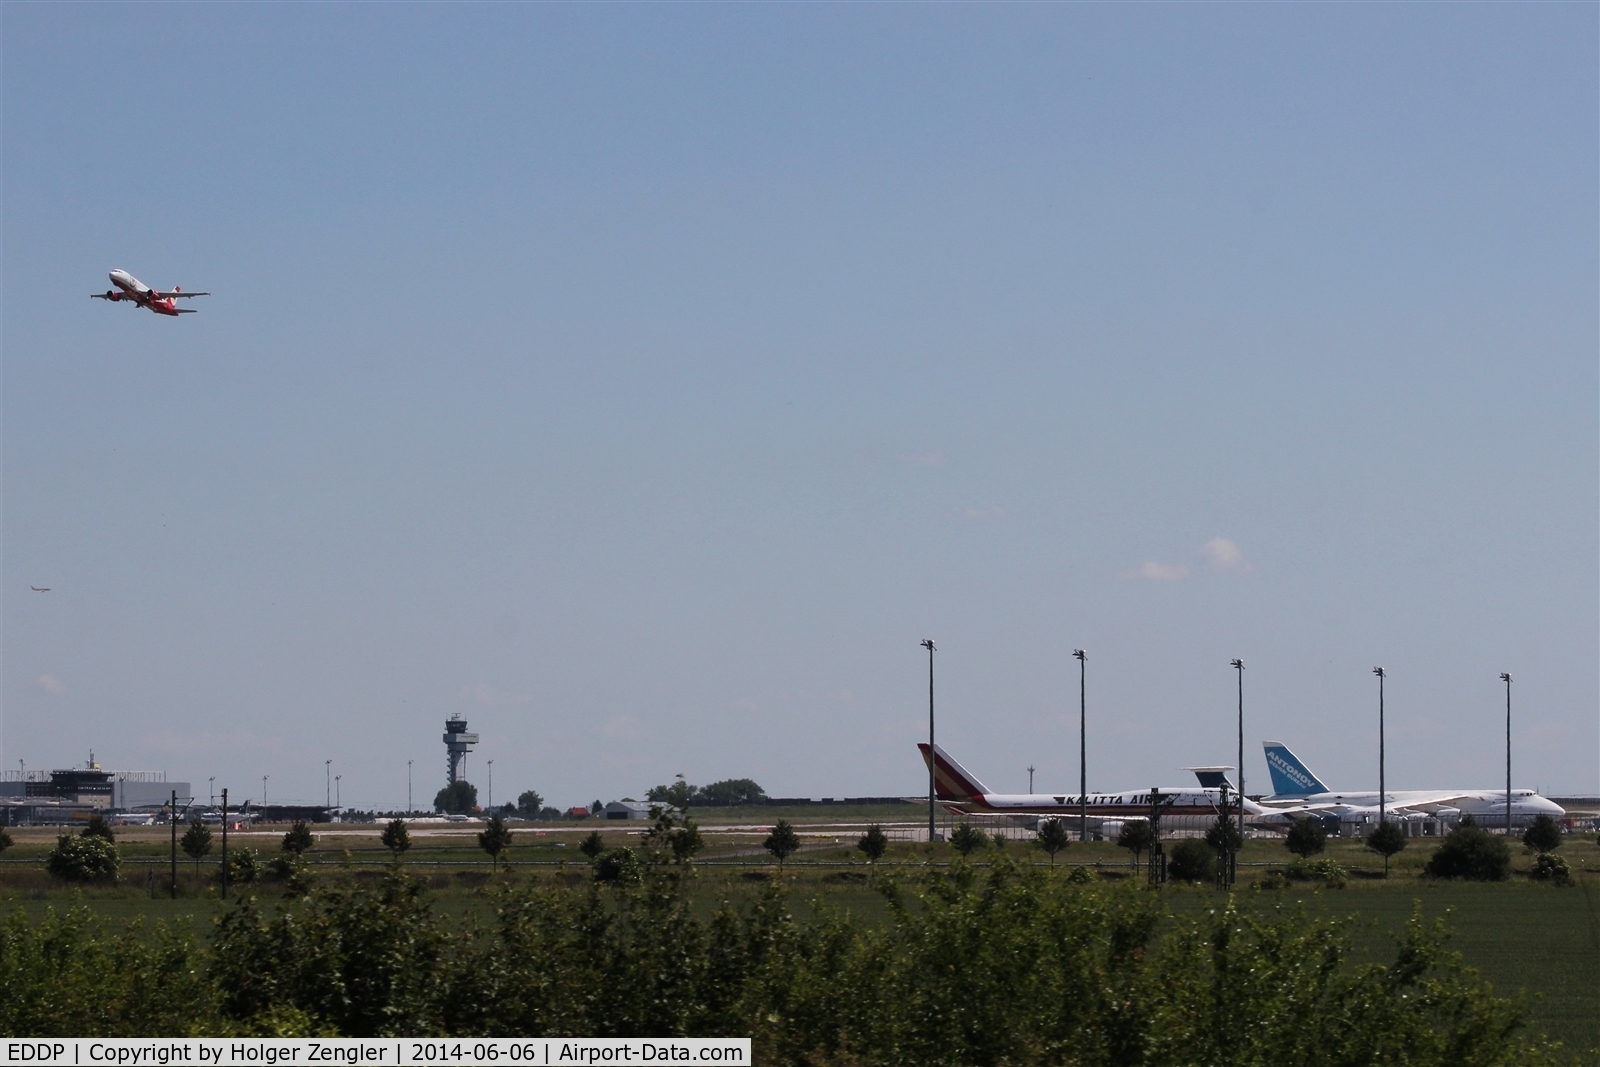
[916,743,992,800]
[1262,741,1329,797]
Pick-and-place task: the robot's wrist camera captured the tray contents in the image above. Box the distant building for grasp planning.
[443,715,479,786]
[0,756,187,814]
[605,800,656,820]
[566,806,592,819]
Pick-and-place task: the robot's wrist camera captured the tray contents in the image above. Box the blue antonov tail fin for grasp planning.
[1262,741,1328,797]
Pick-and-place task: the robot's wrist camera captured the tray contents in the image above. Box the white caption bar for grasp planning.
[1,1040,751,1067]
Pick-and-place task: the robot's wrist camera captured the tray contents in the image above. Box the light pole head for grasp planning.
[1373,667,1385,678]
[1500,672,1512,683]
[1230,658,1243,670]
[1072,649,1086,662]
[921,639,936,652]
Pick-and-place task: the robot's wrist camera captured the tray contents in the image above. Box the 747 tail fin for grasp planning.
[916,743,992,801]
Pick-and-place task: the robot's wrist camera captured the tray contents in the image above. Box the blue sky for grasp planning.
[4,3,1595,809]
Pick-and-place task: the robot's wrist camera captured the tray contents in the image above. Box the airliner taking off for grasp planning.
[92,270,208,316]
[1256,740,1565,831]
[918,743,1267,835]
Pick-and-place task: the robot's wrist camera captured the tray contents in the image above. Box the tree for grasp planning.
[695,778,766,807]
[433,780,478,815]
[478,814,513,871]
[578,830,606,860]
[180,818,213,875]
[950,823,989,856]
[1167,839,1216,883]
[593,846,642,885]
[227,847,261,884]
[763,819,801,868]
[81,815,115,843]
[1205,815,1242,854]
[46,834,120,882]
[1522,813,1561,854]
[1424,822,1511,881]
[0,828,14,854]
[1285,816,1327,858]
[282,820,314,856]
[516,790,543,818]
[1366,820,1407,877]
[857,824,889,863]
[645,779,694,810]
[643,805,704,865]
[380,819,412,859]
[1034,818,1070,865]
[1116,820,1156,867]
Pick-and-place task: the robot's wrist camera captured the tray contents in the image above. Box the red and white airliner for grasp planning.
[91,269,208,316]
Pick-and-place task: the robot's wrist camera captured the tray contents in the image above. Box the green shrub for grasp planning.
[856,824,889,862]
[227,847,261,884]
[281,821,313,856]
[1285,816,1327,858]
[949,823,988,856]
[1528,852,1572,886]
[1425,822,1511,881]
[45,833,119,882]
[1522,814,1561,854]
[593,847,642,885]
[1166,839,1216,882]
[1286,857,1347,887]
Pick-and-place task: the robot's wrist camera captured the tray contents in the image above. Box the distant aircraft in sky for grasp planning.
[30,586,50,592]
[91,269,208,316]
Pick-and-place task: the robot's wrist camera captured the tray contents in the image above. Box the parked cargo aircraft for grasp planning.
[91,269,208,316]
[1254,740,1565,830]
[917,742,1266,835]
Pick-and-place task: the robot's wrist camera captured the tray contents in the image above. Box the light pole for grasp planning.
[1231,658,1244,886]
[1501,673,1512,836]
[1074,649,1087,842]
[921,639,936,844]
[487,760,494,812]
[1373,667,1386,828]
[262,775,268,810]
[209,776,216,807]
[335,775,341,817]
[325,760,332,811]
[408,760,413,814]
[1027,765,1035,793]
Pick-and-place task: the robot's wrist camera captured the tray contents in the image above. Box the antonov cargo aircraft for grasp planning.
[1255,741,1565,830]
[918,743,1266,835]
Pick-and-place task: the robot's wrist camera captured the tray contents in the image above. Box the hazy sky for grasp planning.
[4,3,1595,810]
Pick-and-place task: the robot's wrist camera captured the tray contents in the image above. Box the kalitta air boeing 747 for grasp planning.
[918,743,1269,835]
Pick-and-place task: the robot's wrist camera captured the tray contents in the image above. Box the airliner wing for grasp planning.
[173,308,198,314]
[151,290,209,299]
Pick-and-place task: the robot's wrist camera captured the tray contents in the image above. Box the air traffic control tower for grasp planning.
[443,715,479,785]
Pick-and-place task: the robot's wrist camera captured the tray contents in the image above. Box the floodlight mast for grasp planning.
[1501,673,1512,836]
[1231,658,1244,887]
[1373,667,1386,827]
[921,640,936,844]
[1073,649,1087,842]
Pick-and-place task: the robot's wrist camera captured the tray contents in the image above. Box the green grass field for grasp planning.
[3,822,1595,1055]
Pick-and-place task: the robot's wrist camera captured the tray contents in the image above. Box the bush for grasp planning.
[1115,820,1155,864]
[578,830,605,860]
[592,847,642,885]
[227,847,261,885]
[1285,857,1347,887]
[45,834,119,882]
[857,824,889,863]
[1528,852,1572,886]
[1424,822,1511,881]
[281,821,313,856]
[81,815,116,843]
[1366,820,1407,875]
[0,828,13,854]
[1285,816,1327,858]
[1522,813,1561,854]
[949,823,988,856]
[380,818,412,857]
[1166,839,1216,883]
[1034,818,1070,864]
[763,820,801,867]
